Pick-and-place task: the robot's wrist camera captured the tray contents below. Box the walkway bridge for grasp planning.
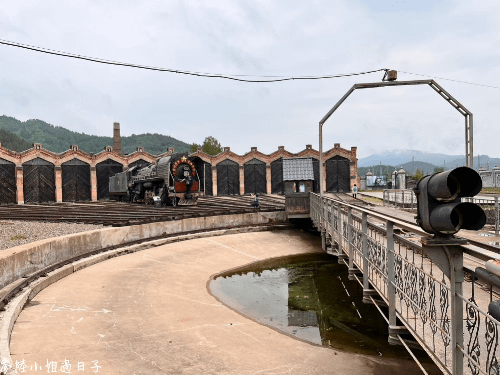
[310,192,500,375]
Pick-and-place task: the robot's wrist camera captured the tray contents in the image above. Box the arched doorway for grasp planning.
[217,159,239,195]
[244,159,266,195]
[62,158,91,202]
[326,156,350,192]
[96,159,123,199]
[23,158,55,203]
[271,158,284,195]
[0,158,16,204]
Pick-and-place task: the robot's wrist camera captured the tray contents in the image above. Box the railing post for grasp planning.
[362,212,369,290]
[383,190,386,207]
[312,195,315,223]
[327,201,334,250]
[323,197,328,231]
[337,202,343,255]
[453,258,464,375]
[348,207,355,277]
[421,241,465,375]
[495,196,499,236]
[319,196,323,229]
[386,220,400,343]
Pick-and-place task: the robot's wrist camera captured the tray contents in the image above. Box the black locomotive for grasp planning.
[109,153,201,205]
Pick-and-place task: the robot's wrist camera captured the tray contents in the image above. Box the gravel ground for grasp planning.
[0,221,103,251]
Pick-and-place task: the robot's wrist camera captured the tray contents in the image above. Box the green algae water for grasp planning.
[210,252,426,359]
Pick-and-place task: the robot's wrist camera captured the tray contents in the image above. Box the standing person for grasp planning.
[352,184,358,198]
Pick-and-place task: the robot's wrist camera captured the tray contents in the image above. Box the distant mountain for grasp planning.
[358,150,463,168]
[0,115,190,154]
[399,161,438,175]
[359,149,498,171]
[0,129,33,152]
[445,155,500,170]
[359,161,438,177]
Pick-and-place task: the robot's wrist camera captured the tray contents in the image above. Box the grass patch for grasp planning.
[11,235,27,241]
[360,196,383,204]
[482,188,500,194]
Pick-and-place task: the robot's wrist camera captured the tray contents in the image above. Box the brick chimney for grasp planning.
[113,122,122,155]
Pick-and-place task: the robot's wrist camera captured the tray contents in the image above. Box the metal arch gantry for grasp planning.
[318,79,473,198]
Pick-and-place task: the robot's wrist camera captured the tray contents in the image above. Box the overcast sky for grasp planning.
[1,0,499,158]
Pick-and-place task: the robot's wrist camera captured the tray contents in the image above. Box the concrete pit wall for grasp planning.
[0,212,287,292]
[0,212,285,372]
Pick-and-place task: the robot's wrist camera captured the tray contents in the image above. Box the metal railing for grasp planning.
[383,189,417,209]
[310,192,500,375]
[383,191,500,236]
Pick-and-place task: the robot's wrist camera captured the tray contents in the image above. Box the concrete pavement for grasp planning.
[9,230,439,375]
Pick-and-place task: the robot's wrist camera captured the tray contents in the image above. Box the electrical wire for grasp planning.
[2,39,498,89]
[399,70,500,90]
[0,39,386,83]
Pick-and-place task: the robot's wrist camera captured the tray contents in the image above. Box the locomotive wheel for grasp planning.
[170,197,179,206]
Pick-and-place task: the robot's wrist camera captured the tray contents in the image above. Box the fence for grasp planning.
[310,192,500,375]
[383,191,500,236]
[383,189,417,209]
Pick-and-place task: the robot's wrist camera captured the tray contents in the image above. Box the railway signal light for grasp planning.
[414,167,486,236]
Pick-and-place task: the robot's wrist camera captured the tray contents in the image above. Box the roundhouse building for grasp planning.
[0,141,359,204]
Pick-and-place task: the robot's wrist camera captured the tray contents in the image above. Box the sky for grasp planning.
[0,0,499,158]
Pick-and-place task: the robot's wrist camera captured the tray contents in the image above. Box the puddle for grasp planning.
[210,253,431,360]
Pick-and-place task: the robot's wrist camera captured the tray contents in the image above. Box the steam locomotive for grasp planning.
[109,153,201,205]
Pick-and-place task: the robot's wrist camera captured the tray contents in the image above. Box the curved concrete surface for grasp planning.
[10,231,438,374]
[0,212,286,293]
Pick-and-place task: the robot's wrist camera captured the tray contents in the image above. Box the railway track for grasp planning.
[326,192,375,207]
[325,192,500,255]
[0,195,285,227]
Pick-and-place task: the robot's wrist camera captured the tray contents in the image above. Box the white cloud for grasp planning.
[0,0,498,159]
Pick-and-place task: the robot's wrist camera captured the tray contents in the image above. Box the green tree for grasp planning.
[0,129,32,151]
[433,166,445,173]
[413,168,424,181]
[190,142,200,153]
[201,136,222,155]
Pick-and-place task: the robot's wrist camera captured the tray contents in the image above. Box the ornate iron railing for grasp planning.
[311,193,500,375]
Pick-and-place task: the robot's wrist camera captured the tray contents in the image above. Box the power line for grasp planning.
[3,39,498,89]
[399,70,500,90]
[0,39,386,82]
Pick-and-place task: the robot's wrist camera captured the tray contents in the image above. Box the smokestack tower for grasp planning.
[113,122,122,155]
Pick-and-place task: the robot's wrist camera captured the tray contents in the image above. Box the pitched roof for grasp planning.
[283,158,314,181]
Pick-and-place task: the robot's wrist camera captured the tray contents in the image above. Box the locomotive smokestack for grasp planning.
[113,122,122,155]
